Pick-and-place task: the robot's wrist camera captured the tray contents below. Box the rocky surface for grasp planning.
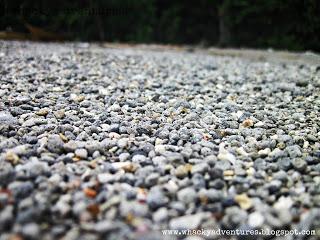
[0,41,320,239]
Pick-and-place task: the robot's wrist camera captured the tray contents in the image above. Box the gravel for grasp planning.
[0,41,319,239]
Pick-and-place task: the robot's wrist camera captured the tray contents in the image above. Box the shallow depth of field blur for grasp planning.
[1,0,320,52]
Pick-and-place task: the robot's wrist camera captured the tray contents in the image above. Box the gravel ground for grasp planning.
[0,41,320,240]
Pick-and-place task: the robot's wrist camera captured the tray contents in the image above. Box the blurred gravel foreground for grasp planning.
[0,41,320,240]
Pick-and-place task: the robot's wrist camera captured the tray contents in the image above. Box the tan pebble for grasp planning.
[36,108,49,116]
[54,110,65,119]
[224,170,235,177]
[5,151,20,165]
[277,142,286,149]
[72,156,81,162]
[235,194,252,210]
[89,160,97,168]
[113,162,137,172]
[175,165,190,178]
[74,95,85,102]
[59,133,68,142]
[242,119,254,128]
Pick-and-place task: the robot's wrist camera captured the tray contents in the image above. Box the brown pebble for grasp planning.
[84,188,97,198]
[242,119,254,128]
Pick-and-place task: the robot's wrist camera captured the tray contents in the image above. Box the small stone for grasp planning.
[0,111,18,125]
[286,145,302,158]
[63,140,78,152]
[54,109,65,119]
[153,207,168,223]
[175,164,191,178]
[59,133,68,142]
[36,108,49,116]
[200,189,223,202]
[254,121,264,127]
[191,163,209,175]
[145,173,160,186]
[292,158,307,172]
[72,95,85,102]
[164,152,184,164]
[132,154,147,164]
[296,79,309,87]
[177,187,197,204]
[278,158,292,171]
[0,206,13,231]
[54,200,71,217]
[5,151,20,165]
[258,148,271,157]
[274,196,293,210]
[22,118,47,127]
[8,181,34,199]
[75,148,88,159]
[306,134,318,142]
[246,167,255,176]
[223,170,234,177]
[94,220,116,233]
[236,147,248,156]
[218,143,236,165]
[147,188,168,209]
[83,188,97,198]
[47,134,64,153]
[117,138,128,148]
[119,152,130,161]
[235,194,252,210]
[16,158,48,178]
[154,145,166,154]
[109,132,120,139]
[209,168,223,179]
[0,162,15,185]
[241,119,254,128]
[97,173,113,183]
[22,223,40,238]
[248,212,264,228]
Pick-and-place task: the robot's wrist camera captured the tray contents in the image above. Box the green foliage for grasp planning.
[0,0,319,51]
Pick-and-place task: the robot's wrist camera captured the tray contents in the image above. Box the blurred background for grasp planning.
[1,0,319,52]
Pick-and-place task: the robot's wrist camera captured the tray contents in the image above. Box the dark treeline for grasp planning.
[1,0,320,51]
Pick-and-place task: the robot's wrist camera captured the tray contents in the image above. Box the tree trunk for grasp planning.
[218,3,232,47]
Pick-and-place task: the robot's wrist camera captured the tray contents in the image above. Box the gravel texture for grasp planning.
[0,41,320,239]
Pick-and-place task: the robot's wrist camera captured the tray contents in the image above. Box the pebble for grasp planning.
[258,148,271,157]
[292,158,307,172]
[177,187,197,204]
[234,194,252,210]
[191,163,209,174]
[47,134,64,153]
[175,164,191,178]
[0,111,18,125]
[147,188,168,209]
[218,144,236,165]
[248,212,264,228]
[0,162,15,185]
[75,148,88,159]
[117,138,128,148]
[153,207,169,223]
[97,173,113,183]
[22,223,40,238]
